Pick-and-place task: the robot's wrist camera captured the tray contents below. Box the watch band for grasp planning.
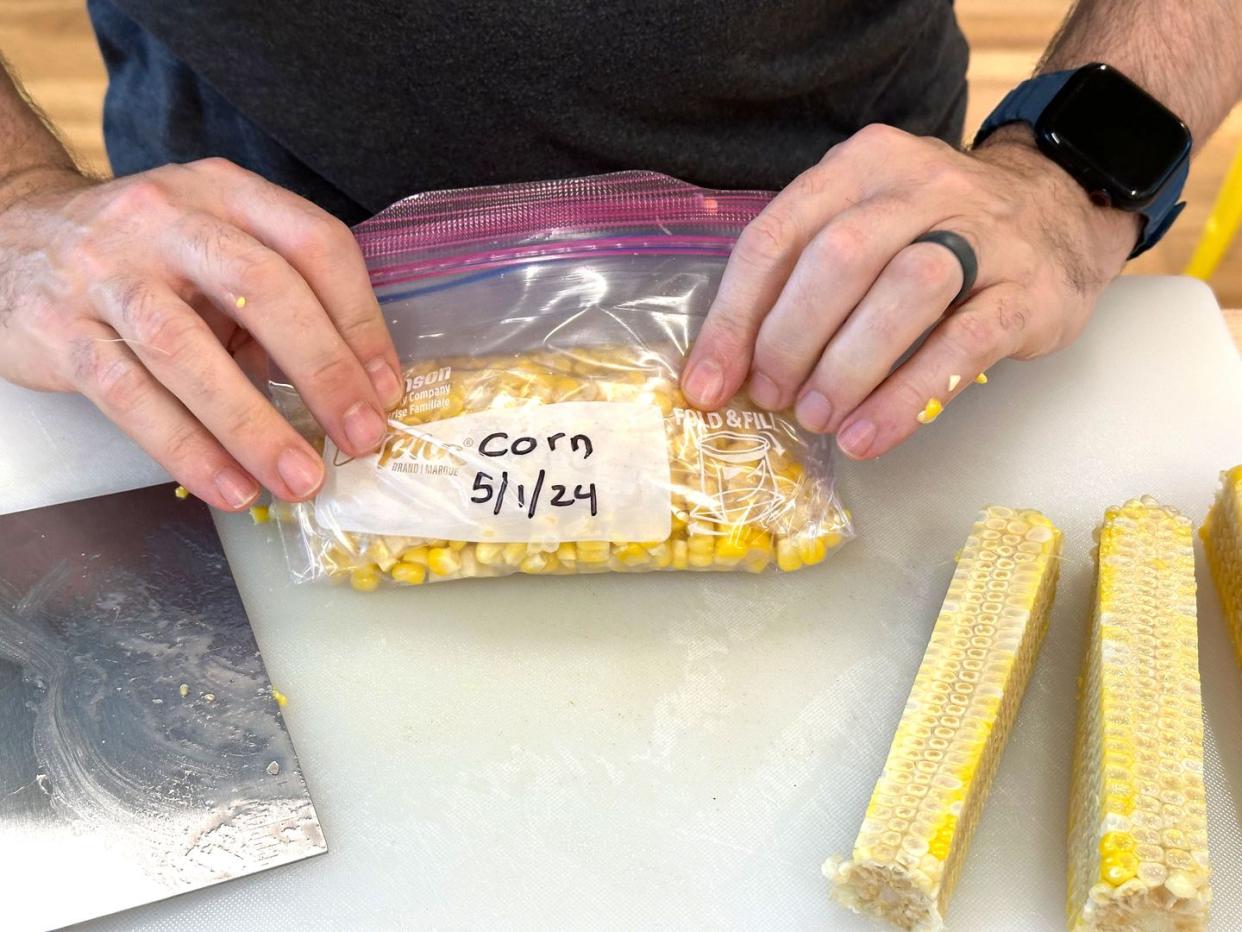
[973,70,1187,259]
[973,72,1075,147]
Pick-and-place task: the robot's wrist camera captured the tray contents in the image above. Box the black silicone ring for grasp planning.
[912,230,978,307]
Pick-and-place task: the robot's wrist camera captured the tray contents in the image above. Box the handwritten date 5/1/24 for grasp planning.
[471,469,599,519]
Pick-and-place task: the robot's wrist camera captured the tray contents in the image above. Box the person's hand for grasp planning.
[0,159,402,509]
[681,123,1141,459]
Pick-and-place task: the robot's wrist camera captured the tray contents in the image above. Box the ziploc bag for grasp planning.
[269,172,853,587]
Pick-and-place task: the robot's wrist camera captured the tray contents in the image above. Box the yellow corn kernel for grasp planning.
[1067,498,1210,931]
[614,542,650,566]
[916,397,944,425]
[502,542,527,566]
[776,538,801,573]
[827,506,1062,930]
[687,534,715,555]
[364,539,398,571]
[520,552,551,573]
[475,542,504,566]
[448,539,467,552]
[975,372,988,385]
[249,504,270,524]
[427,547,462,576]
[743,549,770,573]
[390,561,428,586]
[797,535,828,566]
[671,539,689,570]
[576,541,612,564]
[350,565,382,592]
[398,545,429,566]
[649,542,673,568]
[174,485,190,499]
[553,376,582,400]
[714,531,749,566]
[271,687,287,707]
[556,542,578,566]
[748,529,774,554]
[1202,465,1242,668]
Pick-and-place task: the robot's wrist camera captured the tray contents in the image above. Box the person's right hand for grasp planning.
[0,159,403,511]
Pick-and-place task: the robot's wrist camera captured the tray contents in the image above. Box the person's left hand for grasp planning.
[680,123,1141,460]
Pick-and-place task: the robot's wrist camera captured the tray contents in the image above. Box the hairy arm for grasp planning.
[0,53,84,210]
[1038,0,1242,150]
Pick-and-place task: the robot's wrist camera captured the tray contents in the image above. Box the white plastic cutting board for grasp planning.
[5,277,1242,930]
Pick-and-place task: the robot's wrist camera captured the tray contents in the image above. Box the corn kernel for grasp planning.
[350,565,382,592]
[915,397,944,425]
[475,542,504,566]
[577,541,611,564]
[615,542,650,566]
[797,535,828,566]
[427,547,462,576]
[503,542,527,566]
[714,533,749,566]
[827,507,1061,930]
[776,538,801,572]
[399,545,429,566]
[391,561,428,585]
[249,504,270,524]
[672,539,689,570]
[174,485,190,499]
[520,552,550,573]
[365,539,398,571]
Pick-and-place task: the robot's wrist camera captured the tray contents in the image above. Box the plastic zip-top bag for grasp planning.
[269,172,854,588]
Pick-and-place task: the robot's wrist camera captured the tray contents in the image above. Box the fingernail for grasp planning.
[684,358,724,407]
[213,466,259,509]
[278,447,324,498]
[366,358,404,409]
[837,419,876,459]
[795,389,833,432]
[749,371,781,409]
[344,401,386,452]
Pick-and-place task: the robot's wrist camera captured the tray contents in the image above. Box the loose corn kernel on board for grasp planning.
[27,278,1242,930]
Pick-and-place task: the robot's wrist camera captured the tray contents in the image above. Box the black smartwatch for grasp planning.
[974,63,1192,258]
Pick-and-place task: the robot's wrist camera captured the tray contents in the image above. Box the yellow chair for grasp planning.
[1185,144,1242,280]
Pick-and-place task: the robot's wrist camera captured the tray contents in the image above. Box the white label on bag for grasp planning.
[316,402,672,542]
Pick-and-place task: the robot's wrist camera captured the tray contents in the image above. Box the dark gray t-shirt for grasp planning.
[88,0,969,224]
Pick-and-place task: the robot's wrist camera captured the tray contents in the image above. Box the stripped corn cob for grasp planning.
[1067,498,1210,931]
[1201,465,1242,668]
[825,506,1062,930]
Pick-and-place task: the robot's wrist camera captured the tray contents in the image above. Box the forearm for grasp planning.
[0,52,83,210]
[1039,0,1242,150]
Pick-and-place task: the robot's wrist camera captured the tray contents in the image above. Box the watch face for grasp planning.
[1036,63,1190,210]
